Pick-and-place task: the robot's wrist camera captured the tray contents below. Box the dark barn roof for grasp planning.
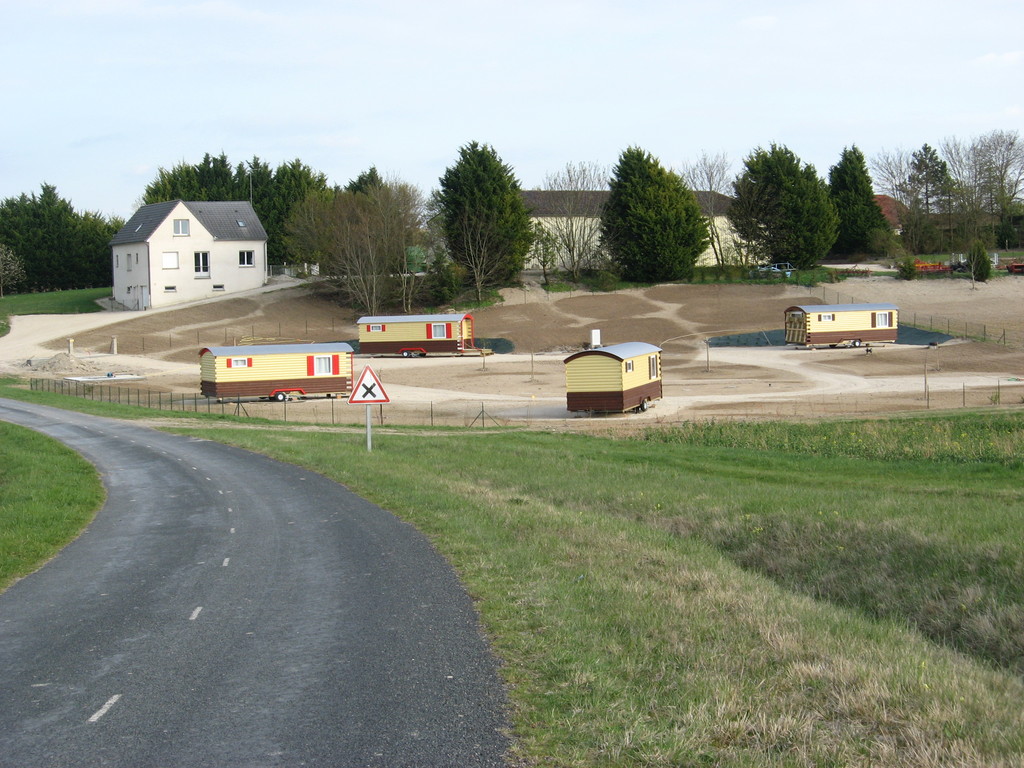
[521,189,731,218]
[111,200,267,245]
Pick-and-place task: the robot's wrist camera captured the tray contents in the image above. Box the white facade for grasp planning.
[111,201,267,310]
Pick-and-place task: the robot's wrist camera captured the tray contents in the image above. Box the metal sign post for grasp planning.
[348,365,390,452]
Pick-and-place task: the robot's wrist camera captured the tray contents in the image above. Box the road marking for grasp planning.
[189,607,203,621]
[88,694,121,723]
[222,558,230,567]
[230,527,235,533]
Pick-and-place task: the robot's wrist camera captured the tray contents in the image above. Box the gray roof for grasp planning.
[521,189,732,218]
[564,341,662,363]
[357,313,471,324]
[200,342,353,357]
[111,200,267,245]
[786,303,898,313]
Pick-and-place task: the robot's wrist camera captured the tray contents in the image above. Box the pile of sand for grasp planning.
[26,352,105,375]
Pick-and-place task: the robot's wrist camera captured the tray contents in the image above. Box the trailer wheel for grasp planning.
[273,392,287,402]
[852,339,862,347]
[635,399,649,413]
[401,350,412,358]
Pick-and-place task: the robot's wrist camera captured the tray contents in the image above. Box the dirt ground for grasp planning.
[3,273,1024,427]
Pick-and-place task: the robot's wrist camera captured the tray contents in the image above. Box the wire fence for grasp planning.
[27,378,533,428]
[27,376,1024,427]
[809,286,1024,349]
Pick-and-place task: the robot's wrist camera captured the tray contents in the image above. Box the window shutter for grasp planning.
[226,358,232,369]
[445,323,452,338]
[381,324,386,332]
[307,355,315,376]
[426,324,433,339]
[332,354,340,375]
[871,313,877,328]
[817,314,822,322]
[247,357,253,368]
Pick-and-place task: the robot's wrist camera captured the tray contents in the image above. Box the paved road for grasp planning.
[0,399,510,767]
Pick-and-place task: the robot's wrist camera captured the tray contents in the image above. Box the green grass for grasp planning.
[3,379,1024,765]
[0,421,104,589]
[0,287,110,337]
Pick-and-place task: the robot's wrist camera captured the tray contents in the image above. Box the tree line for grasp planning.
[1,130,1020,300]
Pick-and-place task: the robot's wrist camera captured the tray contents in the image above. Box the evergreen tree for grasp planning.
[346,167,385,195]
[0,185,117,290]
[143,154,331,265]
[435,141,533,301]
[828,146,890,256]
[729,144,838,270]
[601,147,709,282]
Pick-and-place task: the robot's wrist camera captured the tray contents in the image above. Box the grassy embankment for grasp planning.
[4,378,1022,766]
[0,420,104,588]
[0,287,109,337]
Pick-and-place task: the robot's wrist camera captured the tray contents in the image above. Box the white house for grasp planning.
[110,200,268,310]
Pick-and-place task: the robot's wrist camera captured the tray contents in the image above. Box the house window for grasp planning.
[430,323,448,338]
[239,250,254,267]
[875,311,892,327]
[230,358,250,368]
[213,284,225,291]
[173,219,190,236]
[162,251,179,270]
[369,324,384,332]
[194,252,210,277]
[819,313,834,322]
[313,355,333,375]
[649,355,659,379]
[126,254,132,272]
[164,286,177,293]
[115,254,119,268]
[625,360,634,373]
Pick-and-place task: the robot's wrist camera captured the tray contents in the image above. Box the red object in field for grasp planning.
[914,259,951,273]
[1006,262,1024,275]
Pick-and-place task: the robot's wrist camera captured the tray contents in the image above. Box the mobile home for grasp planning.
[564,342,663,413]
[357,313,484,356]
[784,303,898,347]
[199,342,354,400]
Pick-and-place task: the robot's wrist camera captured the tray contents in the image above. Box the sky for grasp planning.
[2,0,1022,219]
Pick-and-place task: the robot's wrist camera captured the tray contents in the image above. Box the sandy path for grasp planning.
[3,273,1023,424]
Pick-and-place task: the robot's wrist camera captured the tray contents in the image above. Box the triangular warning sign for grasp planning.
[348,365,390,404]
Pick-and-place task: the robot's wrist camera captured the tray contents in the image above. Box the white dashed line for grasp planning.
[189,607,203,621]
[222,558,230,567]
[88,694,121,723]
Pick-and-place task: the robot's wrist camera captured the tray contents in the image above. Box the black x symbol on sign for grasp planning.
[361,381,377,398]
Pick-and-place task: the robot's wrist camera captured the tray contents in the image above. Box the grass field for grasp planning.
[2,381,1023,766]
[0,287,110,337]
[0,420,104,589]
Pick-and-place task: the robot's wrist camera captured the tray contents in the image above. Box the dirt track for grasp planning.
[3,274,1023,426]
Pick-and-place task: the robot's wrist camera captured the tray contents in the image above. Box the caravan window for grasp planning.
[876,311,892,327]
[649,355,659,379]
[313,355,333,375]
[819,313,834,322]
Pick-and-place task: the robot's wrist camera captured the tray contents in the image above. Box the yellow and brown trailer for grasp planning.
[564,342,663,413]
[357,313,486,357]
[199,342,354,401]
[784,303,898,348]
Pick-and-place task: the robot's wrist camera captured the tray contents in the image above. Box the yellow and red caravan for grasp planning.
[199,342,353,401]
[784,303,898,347]
[357,313,481,356]
[564,342,663,413]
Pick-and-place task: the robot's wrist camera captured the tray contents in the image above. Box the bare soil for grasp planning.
[3,274,1023,427]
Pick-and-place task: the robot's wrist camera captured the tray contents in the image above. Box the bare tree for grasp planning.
[680,152,740,266]
[870,147,914,206]
[941,135,991,244]
[0,244,25,297]
[540,161,608,280]
[285,179,424,314]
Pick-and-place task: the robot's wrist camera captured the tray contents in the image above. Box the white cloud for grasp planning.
[975,50,1024,66]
